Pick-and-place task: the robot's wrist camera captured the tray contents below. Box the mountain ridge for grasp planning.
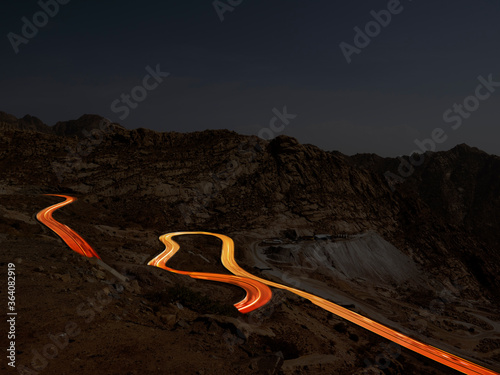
[1,111,497,159]
[1,111,499,301]
[1,111,500,374]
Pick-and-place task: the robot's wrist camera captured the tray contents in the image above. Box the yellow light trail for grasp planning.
[148,232,272,314]
[149,231,499,375]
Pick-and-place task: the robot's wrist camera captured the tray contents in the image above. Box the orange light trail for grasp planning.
[36,194,101,259]
[149,231,499,375]
[148,232,272,314]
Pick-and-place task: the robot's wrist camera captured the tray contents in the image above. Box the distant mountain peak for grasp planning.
[52,114,115,136]
[449,143,483,154]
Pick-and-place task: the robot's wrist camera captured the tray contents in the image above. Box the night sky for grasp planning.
[1,0,499,156]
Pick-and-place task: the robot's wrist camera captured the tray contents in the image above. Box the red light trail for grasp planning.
[149,231,499,375]
[36,194,100,259]
[36,196,498,374]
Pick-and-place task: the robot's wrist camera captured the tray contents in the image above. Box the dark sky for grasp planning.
[1,0,499,156]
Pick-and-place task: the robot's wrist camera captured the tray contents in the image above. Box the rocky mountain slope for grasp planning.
[1,112,499,374]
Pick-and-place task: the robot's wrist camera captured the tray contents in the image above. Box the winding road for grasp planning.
[148,231,499,375]
[36,195,498,374]
[36,194,100,259]
[148,232,272,314]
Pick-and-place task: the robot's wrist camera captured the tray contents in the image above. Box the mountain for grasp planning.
[1,112,499,375]
[0,111,124,137]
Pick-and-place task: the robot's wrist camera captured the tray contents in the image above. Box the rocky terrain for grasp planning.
[0,111,499,374]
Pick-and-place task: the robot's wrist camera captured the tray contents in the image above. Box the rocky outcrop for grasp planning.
[2,111,500,374]
[1,111,499,300]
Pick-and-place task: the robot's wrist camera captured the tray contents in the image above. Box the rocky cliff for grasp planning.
[1,112,499,374]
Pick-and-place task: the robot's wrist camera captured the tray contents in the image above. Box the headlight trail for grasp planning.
[35,196,498,375]
[36,194,101,259]
[148,232,272,314]
[148,231,499,375]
